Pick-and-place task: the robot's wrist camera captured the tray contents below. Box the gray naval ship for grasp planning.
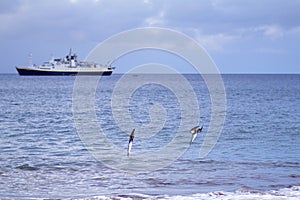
[16,49,115,76]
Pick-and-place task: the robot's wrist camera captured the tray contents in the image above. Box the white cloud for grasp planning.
[253,25,284,39]
[191,29,236,52]
[287,26,300,35]
[1,0,300,73]
[238,24,300,40]
[144,11,165,26]
[257,47,287,55]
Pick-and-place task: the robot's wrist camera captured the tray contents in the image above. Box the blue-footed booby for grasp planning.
[127,129,135,156]
[190,125,203,144]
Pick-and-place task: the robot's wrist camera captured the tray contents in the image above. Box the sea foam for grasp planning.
[80,186,300,200]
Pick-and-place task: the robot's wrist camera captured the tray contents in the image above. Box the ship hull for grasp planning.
[16,67,113,76]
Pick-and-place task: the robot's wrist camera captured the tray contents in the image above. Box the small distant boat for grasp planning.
[16,49,115,76]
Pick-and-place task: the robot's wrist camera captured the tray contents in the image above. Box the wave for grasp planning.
[78,186,300,200]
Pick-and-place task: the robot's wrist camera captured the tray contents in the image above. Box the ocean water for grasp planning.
[0,74,299,199]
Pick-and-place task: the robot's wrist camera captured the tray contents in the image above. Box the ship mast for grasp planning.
[28,52,32,67]
[69,48,72,67]
[69,48,72,58]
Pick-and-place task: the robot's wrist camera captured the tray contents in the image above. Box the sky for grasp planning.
[0,0,300,74]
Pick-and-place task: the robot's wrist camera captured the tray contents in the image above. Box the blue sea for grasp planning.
[0,74,299,199]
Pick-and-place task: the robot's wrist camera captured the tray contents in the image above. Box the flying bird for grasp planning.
[127,128,135,156]
[190,125,203,144]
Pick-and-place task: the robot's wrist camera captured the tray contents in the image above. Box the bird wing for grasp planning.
[197,126,203,133]
[129,128,135,142]
[130,128,135,136]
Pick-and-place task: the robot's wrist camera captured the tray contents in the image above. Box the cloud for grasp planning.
[138,0,300,54]
[0,0,155,40]
[2,0,299,42]
[154,0,300,37]
[257,47,287,55]
[190,29,236,52]
[287,26,300,36]
[0,0,300,73]
[253,25,284,39]
[0,0,22,14]
[238,24,300,41]
[144,11,165,26]
[210,0,300,28]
